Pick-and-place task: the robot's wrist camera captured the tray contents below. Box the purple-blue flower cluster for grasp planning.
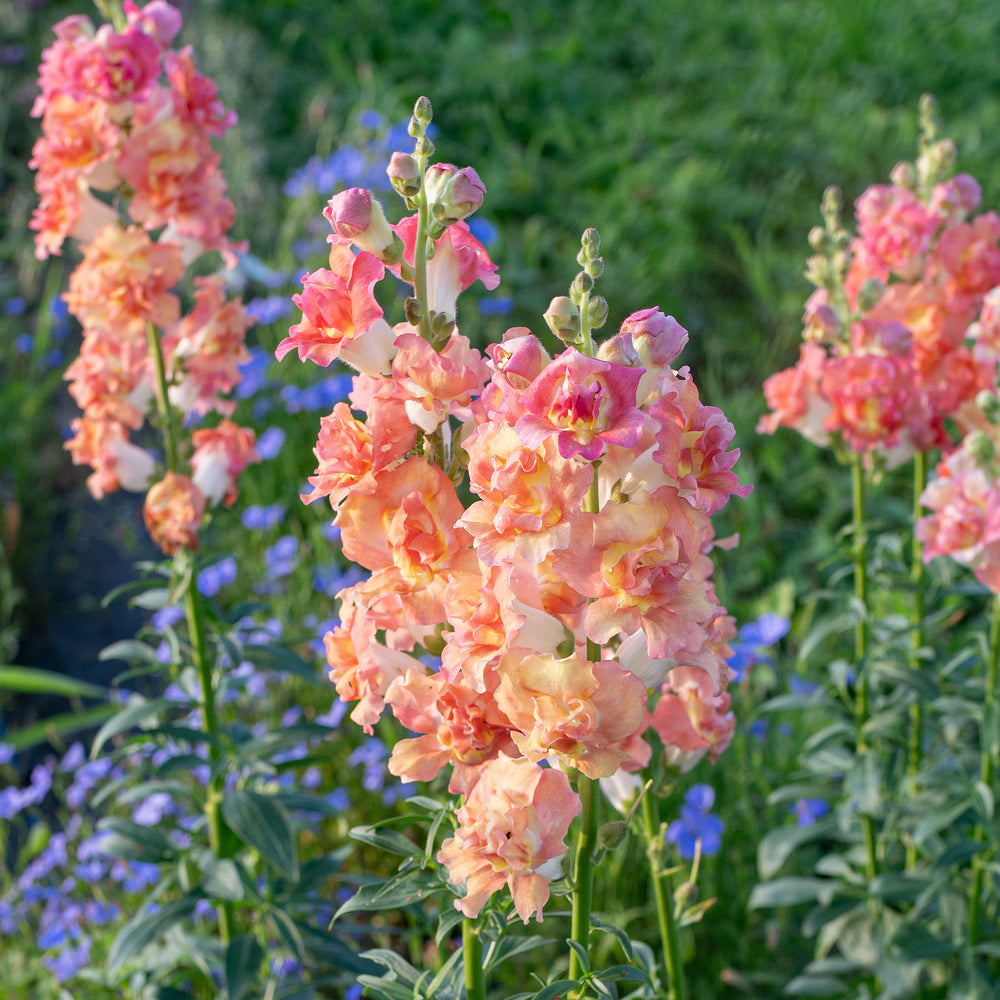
[666,783,724,861]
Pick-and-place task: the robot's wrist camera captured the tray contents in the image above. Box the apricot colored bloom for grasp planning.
[496,651,648,778]
[553,485,716,659]
[277,243,387,368]
[390,331,490,433]
[167,275,253,416]
[385,668,517,793]
[64,224,184,336]
[162,46,237,136]
[190,420,258,508]
[437,754,580,923]
[64,334,153,430]
[650,370,751,513]
[650,665,736,772]
[143,471,205,555]
[334,457,479,627]
[461,422,591,566]
[66,417,154,499]
[514,349,645,461]
[323,596,423,733]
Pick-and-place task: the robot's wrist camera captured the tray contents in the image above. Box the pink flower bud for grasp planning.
[323,188,398,259]
[424,163,486,225]
[387,152,421,198]
[620,307,688,367]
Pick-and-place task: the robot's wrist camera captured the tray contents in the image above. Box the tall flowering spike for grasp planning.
[759,101,1000,467]
[32,1,257,554]
[280,103,751,924]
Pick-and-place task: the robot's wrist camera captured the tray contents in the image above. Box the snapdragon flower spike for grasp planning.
[759,102,1000,467]
[283,108,750,921]
[31,2,258,554]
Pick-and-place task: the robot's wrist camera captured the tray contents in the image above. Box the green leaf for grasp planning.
[334,868,441,920]
[2,703,118,752]
[974,780,994,821]
[757,816,840,880]
[913,798,975,845]
[107,896,198,975]
[349,824,424,859]
[98,639,164,668]
[748,877,837,909]
[226,934,264,1000]
[782,974,848,996]
[296,921,382,976]
[483,934,556,971]
[868,873,932,904]
[221,789,299,880]
[596,964,650,983]
[887,920,956,961]
[130,587,171,610]
[90,697,172,759]
[0,664,107,699]
[96,816,176,863]
[436,907,466,947]
[241,643,318,681]
[201,858,246,902]
[532,980,581,1000]
[934,840,990,870]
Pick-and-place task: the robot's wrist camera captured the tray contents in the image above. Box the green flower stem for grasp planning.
[146,321,179,474]
[968,592,1000,947]
[413,152,434,344]
[568,769,599,983]
[906,451,927,868]
[463,918,486,1000]
[180,549,235,946]
[640,791,686,1000]
[849,455,878,885]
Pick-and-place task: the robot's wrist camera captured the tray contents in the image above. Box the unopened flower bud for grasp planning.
[585,256,604,281]
[890,161,917,190]
[570,270,594,303]
[855,277,885,313]
[967,429,995,466]
[413,96,433,126]
[324,188,400,260]
[976,390,1000,425]
[807,226,828,253]
[430,310,456,342]
[598,820,628,851]
[587,295,609,330]
[544,295,580,343]
[387,152,421,198]
[404,296,423,327]
[424,163,486,225]
[581,227,600,260]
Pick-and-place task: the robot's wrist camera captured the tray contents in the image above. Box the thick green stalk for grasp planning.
[145,321,180,474]
[640,792,686,1000]
[463,918,486,1000]
[568,769,599,983]
[968,593,1000,946]
[905,451,927,868]
[412,151,434,344]
[849,455,878,885]
[180,550,235,945]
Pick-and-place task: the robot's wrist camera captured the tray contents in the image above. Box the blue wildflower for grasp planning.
[666,783,724,860]
[241,503,286,530]
[197,557,237,597]
[245,295,292,324]
[790,798,830,827]
[256,426,286,460]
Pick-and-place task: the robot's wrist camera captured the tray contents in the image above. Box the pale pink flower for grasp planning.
[437,754,580,923]
[190,420,258,508]
[324,187,399,258]
[650,665,735,771]
[757,341,833,447]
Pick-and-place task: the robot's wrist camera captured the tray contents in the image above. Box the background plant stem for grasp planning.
[463,917,486,1000]
[968,592,1000,947]
[641,791,686,1000]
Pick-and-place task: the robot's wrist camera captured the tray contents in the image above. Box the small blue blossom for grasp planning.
[666,783,724,860]
[242,503,286,531]
[246,295,292,324]
[236,349,272,399]
[466,216,499,247]
[348,738,389,793]
[151,605,184,632]
[790,798,830,827]
[478,295,514,316]
[256,426,286,460]
[197,557,237,597]
[3,295,26,316]
[726,612,790,682]
[0,742,14,765]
